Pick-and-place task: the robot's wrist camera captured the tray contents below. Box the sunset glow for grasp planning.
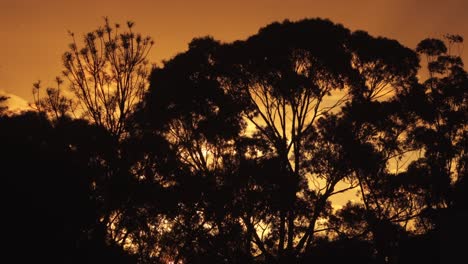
[2,1,467,263]
[1,0,467,104]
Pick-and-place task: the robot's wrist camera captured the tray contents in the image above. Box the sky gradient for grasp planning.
[1,0,467,107]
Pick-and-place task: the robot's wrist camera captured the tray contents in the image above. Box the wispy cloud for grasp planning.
[0,90,32,114]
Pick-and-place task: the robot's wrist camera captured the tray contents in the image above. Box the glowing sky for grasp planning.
[1,0,467,106]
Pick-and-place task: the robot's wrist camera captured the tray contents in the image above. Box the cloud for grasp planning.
[0,90,32,114]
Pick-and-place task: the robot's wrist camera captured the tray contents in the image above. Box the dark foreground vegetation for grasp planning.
[1,18,467,263]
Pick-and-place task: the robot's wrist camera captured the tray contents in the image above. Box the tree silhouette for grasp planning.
[402,35,467,263]
[135,18,444,263]
[220,20,356,260]
[32,78,76,121]
[0,112,135,263]
[62,17,153,137]
[29,18,159,261]
[131,36,251,262]
[5,17,465,263]
[411,35,466,214]
[328,30,421,263]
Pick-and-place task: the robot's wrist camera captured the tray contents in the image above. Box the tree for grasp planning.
[10,16,464,263]
[62,17,153,137]
[134,18,424,263]
[328,30,421,263]
[32,77,76,121]
[130,37,250,262]
[408,35,467,231]
[0,112,135,263]
[31,18,157,258]
[220,20,358,261]
[222,19,420,262]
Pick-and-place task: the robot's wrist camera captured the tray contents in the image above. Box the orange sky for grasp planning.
[1,0,467,107]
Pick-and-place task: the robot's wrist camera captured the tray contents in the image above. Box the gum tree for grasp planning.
[62,17,153,137]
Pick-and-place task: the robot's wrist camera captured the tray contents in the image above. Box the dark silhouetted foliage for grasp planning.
[2,18,466,263]
[0,112,136,263]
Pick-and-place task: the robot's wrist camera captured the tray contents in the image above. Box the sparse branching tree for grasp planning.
[32,77,76,120]
[62,17,154,137]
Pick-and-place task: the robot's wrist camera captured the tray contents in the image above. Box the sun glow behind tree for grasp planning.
[3,14,466,263]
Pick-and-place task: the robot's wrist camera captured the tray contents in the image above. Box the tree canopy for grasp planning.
[2,18,467,264]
